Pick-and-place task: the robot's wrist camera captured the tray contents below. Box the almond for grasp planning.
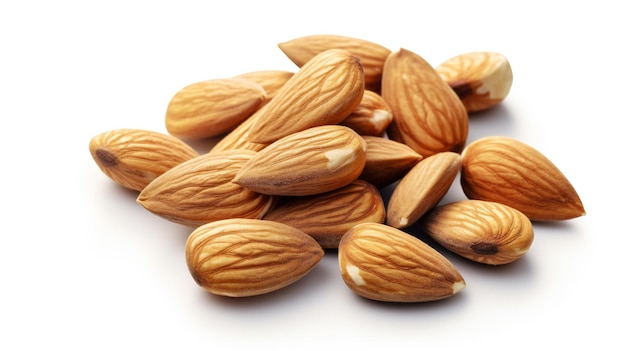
[340,90,393,136]
[247,49,365,144]
[233,125,367,196]
[381,48,469,157]
[460,136,585,221]
[358,135,423,188]
[338,222,466,303]
[89,128,199,191]
[185,218,324,297]
[165,78,267,140]
[137,149,275,227]
[262,180,386,249]
[419,200,534,265]
[234,70,294,104]
[208,104,270,154]
[386,152,462,229]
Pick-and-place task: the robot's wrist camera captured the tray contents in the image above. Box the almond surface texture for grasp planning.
[358,135,423,188]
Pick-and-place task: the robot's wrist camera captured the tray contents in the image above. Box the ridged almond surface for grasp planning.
[165,78,267,139]
[209,104,270,154]
[386,152,462,229]
[89,128,199,191]
[419,200,534,265]
[247,49,365,144]
[460,136,585,221]
[234,125,367,196]
[358,136,423,188]
[186,218,324,297]
[338,222,466,303]
[234,70,294,104]
[436,52,513,113]
[137,149,274,227]
[341,90,393,136]
[278,34,391,91]
[263,180,386,249]
[382,48,469,157]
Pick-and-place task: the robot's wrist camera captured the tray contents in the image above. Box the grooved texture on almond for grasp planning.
[234,125,367,196]
[209,104,270,154]
[263,180,386,249]
[419,200,534,265]
[137,149,274,227]
[382,48,469,158]
[89,128,199,191]
[338,222,465,303]
[460,136,585,221]
[341,90,393,136]
[234,70,294,104]
[358,135,423,188]
[186,218,324,297]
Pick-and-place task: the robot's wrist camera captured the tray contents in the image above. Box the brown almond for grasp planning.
[358,135,423,188]
[234,70,294,104]
[341,90,393,136]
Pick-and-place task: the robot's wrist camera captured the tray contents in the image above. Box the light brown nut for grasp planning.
[137,149,275,227]
[341,90,393,136]
[234,70,294,104]
[208,104,270,154]
[165,78,267,140]
[89,128,199,192]
[358,135,423,188]
[460,136,585,221]
[233,125,367,196]
[386,152,462,229]
[436,52,513,113]
[338,222,466,303]
[247,49,365,144]
[419,200,534,265]
[381,48,469,158]
[263,180,386,249]
[278,34,391,92]
[186,218,324,297]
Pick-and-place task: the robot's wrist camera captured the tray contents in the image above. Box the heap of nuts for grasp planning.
[89,34,585,303]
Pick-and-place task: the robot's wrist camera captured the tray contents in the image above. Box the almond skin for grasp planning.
[233,125,367,196]
[209,104,270,154]
[234,70,294,104]
[341,90,393,136]
[338,222,466,303]
[137,149,274,227]
[419,200,534,265]
[358,135,423,188]
[89,128,199,191]
[382,48,469,158]
[186,218,324,297]
[460,136,585,221]
[247,49,365,144]
[262,180,386,249]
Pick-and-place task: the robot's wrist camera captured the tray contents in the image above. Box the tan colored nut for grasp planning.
[461,136,585,221]
[165,78,266,140]
[234,70,294,104]
[263,180,386,249]
[358,135,423,188]
[278,34,391,92]
[338,222,466,303]
[386,152,462,229]
[186,218,324,297]
[234,125,367,196]
[341,90,393,136]
[89,128,199,191]
[382,48,469,158]
[209,104,270,154]
[137,149,275,227]
[436,52,513,113]
[247,49,364,144]
[419,200,534,265]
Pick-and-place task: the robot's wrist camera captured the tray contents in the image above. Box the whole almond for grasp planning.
[234,125,367,196]
[358,135,423,188]
[137,149,274,227]
[89,128,199,191]
[386,152,462,229]
[460,136,585,221]
[165,77,267,139]
[186,218,324,297]
[338,222,466,303]
[382,48,469,158]
[247,49,365,144]
[263,180,386,249]
[341,90,393,136]
[234,70,294,104]
[419,200,534,265]
[209,104,270,154]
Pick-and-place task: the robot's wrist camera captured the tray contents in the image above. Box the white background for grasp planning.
[1,1,622,349]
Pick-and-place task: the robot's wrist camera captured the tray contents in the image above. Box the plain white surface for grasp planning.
[1,1,622,349]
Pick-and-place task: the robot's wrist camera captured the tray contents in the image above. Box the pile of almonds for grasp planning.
[89,34,585,303]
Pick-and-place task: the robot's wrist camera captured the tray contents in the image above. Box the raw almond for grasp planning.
[340,90,393,136]
[460,136,585,221]
[234,70,294,104]
[186,218,324,297]
[419,200,534,265]
[89,128,199,191]
[338,222,466,303]
[358,135,423,188]
[382,48,469,157]
[209,104,270,154]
